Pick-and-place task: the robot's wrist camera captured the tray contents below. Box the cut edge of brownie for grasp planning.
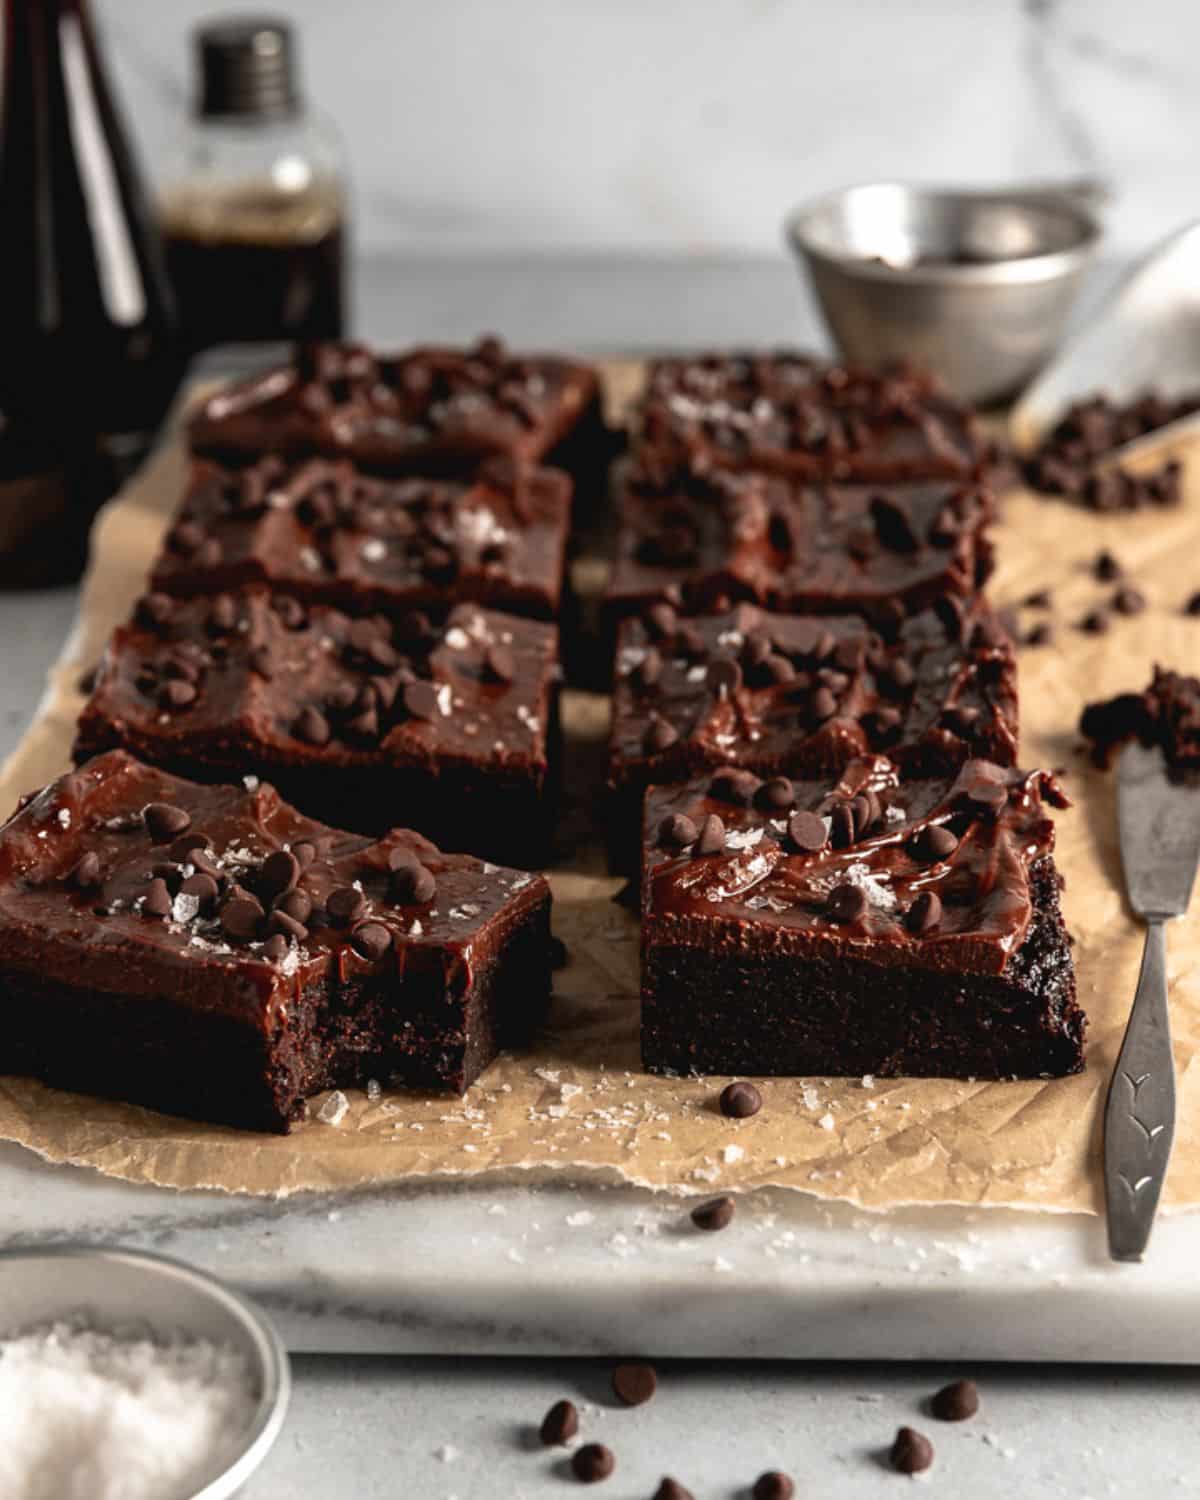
[642,855,1084,1081]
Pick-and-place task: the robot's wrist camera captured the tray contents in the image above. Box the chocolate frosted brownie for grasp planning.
[607,598,1017,868]
[634,352,992,483]
[75,594,559,867]
[150,455,571,622]
[188,337,606,481]
[641,756,1083,1080]
[605,460,995,628]
[0,751,552,1132]
[1080,666,1200,772]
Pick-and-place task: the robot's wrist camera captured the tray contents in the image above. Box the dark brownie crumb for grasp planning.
[1025,389,1195,508]
[539,1398,580,1447]
[1080,665,1200,772]
[571,1442,615,1482]
[719,1081,762,1119]
[931,1377,980,1421]
[690,1195,735,1232]
[751,1472,795,1500]
[611,1362,657,1407]
[889,1426,934,1473]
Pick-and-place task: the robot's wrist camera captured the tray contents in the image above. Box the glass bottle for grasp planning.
[0,0,183,585]
[160,16,348,354]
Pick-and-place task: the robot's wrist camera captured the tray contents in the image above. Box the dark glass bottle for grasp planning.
[161,17,347,354]
[0,0,183,585]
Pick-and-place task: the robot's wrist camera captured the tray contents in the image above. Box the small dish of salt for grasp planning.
[0,1246,290,1500]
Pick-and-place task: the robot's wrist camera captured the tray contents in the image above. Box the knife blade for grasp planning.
[1104,741,1200,1261]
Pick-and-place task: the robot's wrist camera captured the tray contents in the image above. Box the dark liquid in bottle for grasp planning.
[163,183,345,352]
[0,0,183,585]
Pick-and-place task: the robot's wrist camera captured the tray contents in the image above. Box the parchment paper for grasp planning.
[2,370,1200,1213]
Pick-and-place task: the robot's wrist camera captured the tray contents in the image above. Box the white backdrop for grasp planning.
[97,0,1199,260]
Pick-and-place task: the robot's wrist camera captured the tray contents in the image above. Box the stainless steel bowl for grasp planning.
[785,182,1102,405]
[0,1246,291,1500]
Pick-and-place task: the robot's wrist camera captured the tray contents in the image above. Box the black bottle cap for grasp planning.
[195,16,299,119]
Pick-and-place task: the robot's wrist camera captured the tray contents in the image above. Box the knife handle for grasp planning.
[1104,919,1176,1262]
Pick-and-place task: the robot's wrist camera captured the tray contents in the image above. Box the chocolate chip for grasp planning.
[811,685,837,721]
[295,705,332,745]
[652,1480,694,1500]
[571,1443,614,1483]
[643,714,679,754]
[1094,549,1122,581]
[402,679,440,721]
[1023,588,1052,608]
[292,842,317,868]
[207,594,238,633]
[1186,592,1200,617]
[889,1426,934,1474]
[351,922,393,961]
[658,813,697,849]
[757,776,794,811]
[68,851,102,889]
[158,679,198,710]
[1078,607,1109,634]
[327,885,366,926]
[690,1195,735,1232]
[268,909,308,942]
[707,655,742,698]
[761,653,795,684]
[249,645,274,680]
[260,850,300,898]
[828,801,855,848]
[787,810,828,852]
[135,592,175,631]
[962,775,1008,813]
[482,644,515,683]
[539,1398,579,1446]
[143,802,191,843]
[142,877,173,919]
[871,493,919,552]
[645,602,678,640]
[1025,621,1054,647]
[611,1361,657,1407]
[1113,585,1146,615]
[180,871,220,910]
[931,1377,979,1421]
[220,895,264,941]
[913,825,957,862]
[906,890,943,933]
[262,934,289,962]
[389,860,436,904]
[827,882,868,922]
[751,1472,794,1500]
[709,768,760,806]
[719,1081,762,1119]
[694,813,726,855]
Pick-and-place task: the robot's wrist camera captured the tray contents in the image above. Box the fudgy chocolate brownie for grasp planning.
[633,352,992,484]
[150,455,571,622]
[605,459,995,629]
[0,751,552,1132]
[1080,666,1200,772]
[641,756,1084,1080]
[607,598,1017,869]
[75,594,559,867]
[188,336,607,481]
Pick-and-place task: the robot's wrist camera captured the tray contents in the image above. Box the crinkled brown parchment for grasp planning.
[2,371,1200,1211]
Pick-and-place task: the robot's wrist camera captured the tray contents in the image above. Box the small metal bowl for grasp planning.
[0,1246,291,1499]
[785,182,1102,405]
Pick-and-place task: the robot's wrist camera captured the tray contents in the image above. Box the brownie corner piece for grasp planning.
[640,756,1084,1082]
[0,750,552,1132]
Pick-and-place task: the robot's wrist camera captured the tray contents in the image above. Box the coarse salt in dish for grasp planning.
[0,1320,257,1500]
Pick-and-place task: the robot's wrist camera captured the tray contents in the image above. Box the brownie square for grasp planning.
[150,455,571,622]
[641,756,1084,1080]
[187,337,608,484]
[606,597,1018,869]
[634,351,992,483]
[0,751,552,1132]
[604,460,995,630]
[75,594,559,868]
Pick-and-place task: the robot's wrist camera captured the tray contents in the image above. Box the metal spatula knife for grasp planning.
[1105,741,1200,1261]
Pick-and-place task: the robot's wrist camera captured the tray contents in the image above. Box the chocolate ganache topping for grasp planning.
[151,453,571,621]
[642,756,1068,976]
[0,750,547,1021]
[610,599,1018,784]
[633,352,990,483]
[187,337,598,474]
